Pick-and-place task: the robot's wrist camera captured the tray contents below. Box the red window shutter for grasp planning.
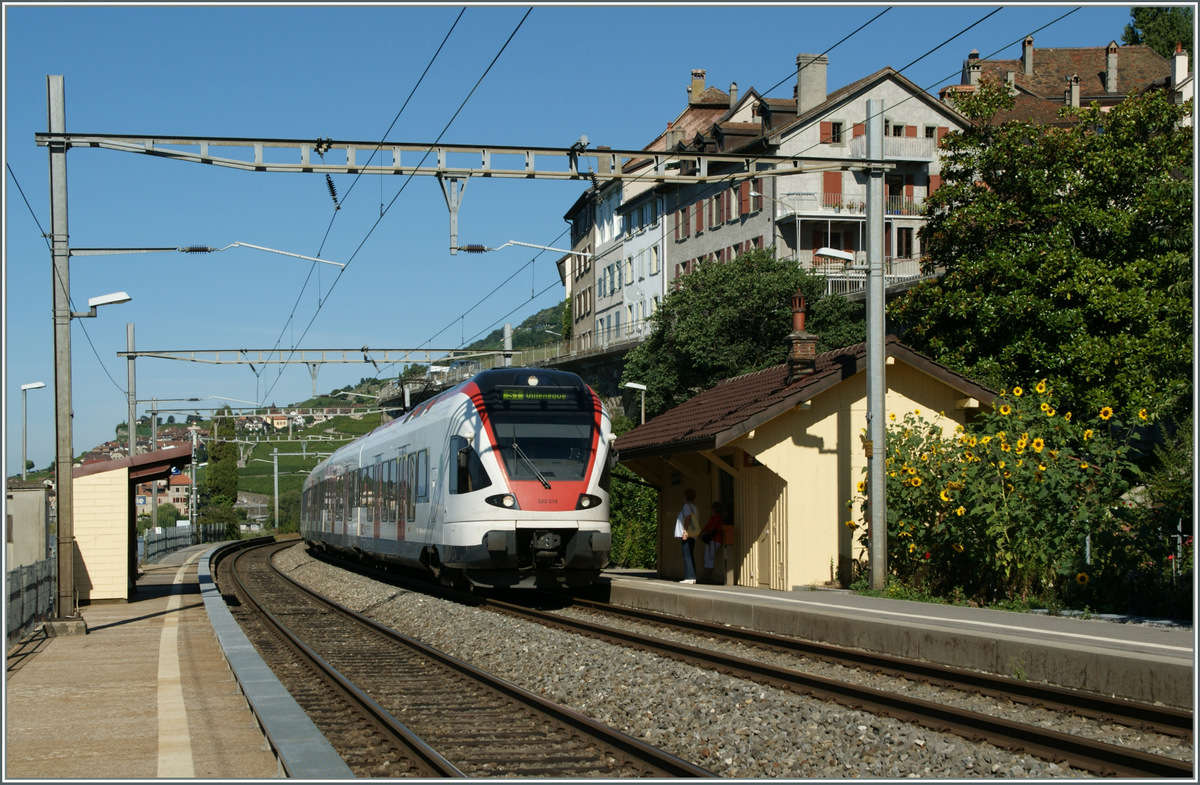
[814,230,824,250]
[937,126,949,145]
[820,121,832,143]
[740,181,750,213]
[853,122,865,138]
[844,235,855,253]
[905,174,914,197]
[905,124,917,138]
[695,200,704,232]
[929,174,943,193]
[823,171,842,197]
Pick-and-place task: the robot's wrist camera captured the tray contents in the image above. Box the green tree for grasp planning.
[1122,6,1193,60]
[607,414,659,568]
[892,82,1193,429]
[621,247,865,418]
[205,406,239,519]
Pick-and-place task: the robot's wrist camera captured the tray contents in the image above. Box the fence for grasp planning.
[6,558,55,650]
[137,523,226,565]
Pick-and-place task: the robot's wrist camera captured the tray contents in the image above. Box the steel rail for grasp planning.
[567,597,1195,738]
[267,554,716,778]
[484,598,1193,778]
[225,541,465,778]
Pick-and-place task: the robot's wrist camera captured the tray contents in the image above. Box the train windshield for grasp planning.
[486,385,595,485]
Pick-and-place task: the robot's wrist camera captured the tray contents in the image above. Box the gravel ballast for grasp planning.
[270,543,1191,778]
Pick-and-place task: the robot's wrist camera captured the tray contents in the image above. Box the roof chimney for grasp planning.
[786,292,819,383]
[796,53,828,117]
[1022,36,1034,76]
[1106,41,1119,94]
[690,69,706,103]
[966,50,981,86]
[1173,42,1189,89]
[729,81,738,108]
[1066,74,1080,108]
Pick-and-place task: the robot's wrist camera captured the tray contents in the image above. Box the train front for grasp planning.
[441,368,613,589]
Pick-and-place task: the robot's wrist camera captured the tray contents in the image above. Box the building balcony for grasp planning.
[846,135,938,161]
[770,193,926,219]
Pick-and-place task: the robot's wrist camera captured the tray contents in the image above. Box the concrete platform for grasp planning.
[4,542,349,780]
[600,570,1196,710]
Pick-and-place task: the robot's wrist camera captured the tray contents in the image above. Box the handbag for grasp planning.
[701,529,716,544]
[684,510,701,538]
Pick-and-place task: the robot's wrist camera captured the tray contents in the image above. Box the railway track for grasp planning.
[481,596,1193,778]
[216,540,712,778]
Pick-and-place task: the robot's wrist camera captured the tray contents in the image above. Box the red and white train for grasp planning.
[300,367,614,589]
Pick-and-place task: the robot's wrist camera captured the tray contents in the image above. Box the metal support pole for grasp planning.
[503,324,513,367]
[150,397,159,528]
[866,99,888,591]
[272,447,280,528]
[126,324,136,458]
[47,74,85,632]
[22,388,30,481]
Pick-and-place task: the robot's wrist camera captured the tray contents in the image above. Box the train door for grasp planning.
[371,455,382,540]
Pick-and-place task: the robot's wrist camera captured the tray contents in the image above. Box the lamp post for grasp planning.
[621,381,647,425]
[21,382,46,480]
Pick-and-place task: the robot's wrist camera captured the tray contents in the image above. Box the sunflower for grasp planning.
[1079,462,1089,470]
[1084,429,1094,441]
[844,520,858,530]
[952,543,964,552]
[1040,402,1050,413]
[857,480,866,493]
[907,543,916,553]
[1099,406,1113,421]
[999,404,1012,415]
[939,488,952,502]
[1064,412,1072,422]
[1138,408,1148,421]
[1076,572,1089,586]
[1032,437,1044,453]
[1012,386,1023,397]
[1035,380,1047,394]
[955,506,965,517]
[910,476,923,487]
[1045,408,1056,417]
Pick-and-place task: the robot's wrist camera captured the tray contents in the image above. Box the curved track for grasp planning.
[216,540,713,778]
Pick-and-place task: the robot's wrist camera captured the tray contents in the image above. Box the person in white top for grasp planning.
[674,488,699,584]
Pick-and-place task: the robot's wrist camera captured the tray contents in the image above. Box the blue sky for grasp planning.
[4,2,1140,474]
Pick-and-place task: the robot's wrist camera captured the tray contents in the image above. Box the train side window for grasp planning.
[450,436,492,494]
[416,449,429,502]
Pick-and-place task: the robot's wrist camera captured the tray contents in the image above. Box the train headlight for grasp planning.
[575,493,603,510]
[485,493,519,509]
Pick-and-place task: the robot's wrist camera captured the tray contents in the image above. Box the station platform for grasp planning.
[4,542,351,780]
[599,569,1196,710]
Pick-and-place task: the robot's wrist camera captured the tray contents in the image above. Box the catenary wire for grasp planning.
[257,7,532,406]
[7,163,128,397]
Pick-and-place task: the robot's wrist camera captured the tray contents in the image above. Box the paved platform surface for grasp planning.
[5,543,283,780]
[599,569,1196,710]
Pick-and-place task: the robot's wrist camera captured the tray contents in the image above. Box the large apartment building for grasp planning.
[560,53,970,351]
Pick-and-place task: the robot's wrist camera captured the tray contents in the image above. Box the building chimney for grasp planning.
[1066,74,1080,107]
[1022,36,1034,76]
[1106,41,1119,94]
[690,69,706,103]
[729,81,738,108]
[1006,70,1017,95]
[786,292,819,383]
[966,50,981,86]
[796,53,828,117]
[1172,42,1188,89]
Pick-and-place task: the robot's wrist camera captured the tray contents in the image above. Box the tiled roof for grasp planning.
[978,44,1169,101]
[613,338,994,460]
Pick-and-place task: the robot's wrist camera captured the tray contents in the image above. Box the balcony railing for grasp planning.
[772,193,926,218]
[846,135,937,160]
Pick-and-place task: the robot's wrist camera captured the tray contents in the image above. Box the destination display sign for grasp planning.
[499,387,572,403]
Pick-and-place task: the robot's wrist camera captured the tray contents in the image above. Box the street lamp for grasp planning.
[749,189,791,219]
[21,382,46,481]
[622,381,647,425]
